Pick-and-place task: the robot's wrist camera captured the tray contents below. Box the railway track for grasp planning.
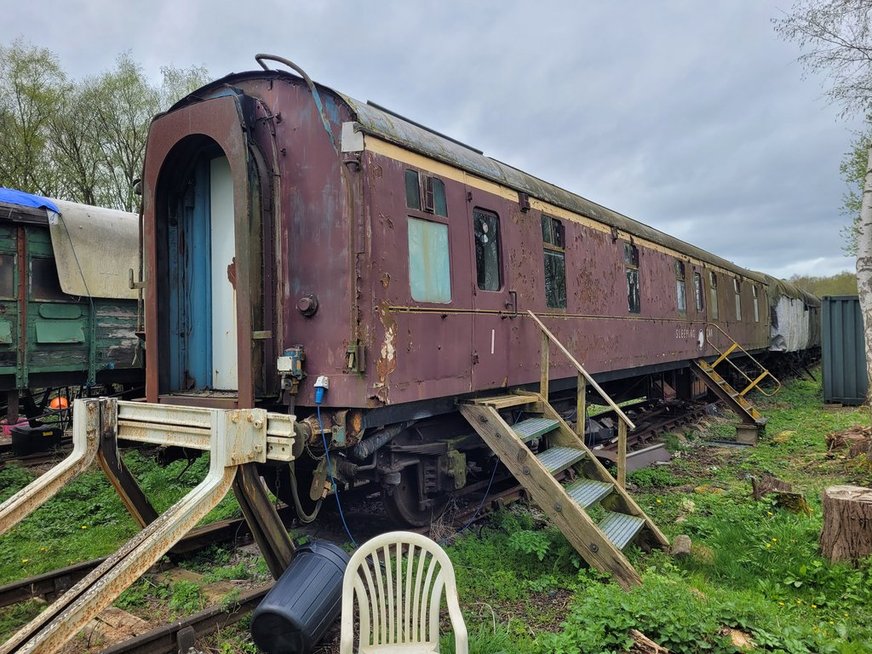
[0,481,528,653]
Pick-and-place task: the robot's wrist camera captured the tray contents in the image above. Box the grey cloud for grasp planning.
[4,0,861,278]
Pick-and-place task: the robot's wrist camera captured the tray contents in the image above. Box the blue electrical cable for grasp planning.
[316,404,357,547]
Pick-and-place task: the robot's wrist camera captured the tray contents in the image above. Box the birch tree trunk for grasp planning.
[856,146,872,405]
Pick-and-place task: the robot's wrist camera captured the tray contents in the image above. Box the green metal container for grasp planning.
[821,296,867,405]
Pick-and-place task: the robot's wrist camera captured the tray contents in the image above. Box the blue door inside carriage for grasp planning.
[165,154,238,392]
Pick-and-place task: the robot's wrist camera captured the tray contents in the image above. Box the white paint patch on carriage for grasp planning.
[771,296,811,352]
[381,324,396,362]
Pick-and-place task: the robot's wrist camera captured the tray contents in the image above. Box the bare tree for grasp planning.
[775,1,872,403]
[774,0,872,116]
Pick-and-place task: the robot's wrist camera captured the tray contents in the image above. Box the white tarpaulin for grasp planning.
[48,199,139,300]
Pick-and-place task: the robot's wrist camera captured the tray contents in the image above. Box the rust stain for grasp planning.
[226,257,237,289]
[380,272,391,288]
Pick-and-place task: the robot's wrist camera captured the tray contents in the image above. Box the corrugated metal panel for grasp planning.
[822,296,868,405]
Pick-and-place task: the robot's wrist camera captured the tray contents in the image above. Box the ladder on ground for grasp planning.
[691,323,781,429]
[459,312,669,590]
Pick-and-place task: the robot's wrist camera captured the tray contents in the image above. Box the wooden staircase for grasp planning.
[460,392,668,590]
[458,311,669,590]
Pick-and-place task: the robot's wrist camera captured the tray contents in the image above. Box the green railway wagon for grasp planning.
[0,188,142,422]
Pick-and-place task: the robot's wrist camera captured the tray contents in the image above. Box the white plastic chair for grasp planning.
[340,531,468,653]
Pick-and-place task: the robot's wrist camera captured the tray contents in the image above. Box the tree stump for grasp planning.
[820,485,872,563]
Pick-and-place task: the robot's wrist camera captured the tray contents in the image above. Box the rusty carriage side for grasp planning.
[1,57,816,653]
[137,57,777,528]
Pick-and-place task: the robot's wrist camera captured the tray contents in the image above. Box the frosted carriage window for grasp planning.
[675,260,687,314]
[542,215,566,309]
[407,217,451,303]
[473,208,501,291]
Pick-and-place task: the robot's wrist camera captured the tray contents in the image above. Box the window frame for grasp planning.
[30,257,70,303]
[675,260,687,315]
[0,253,16,301]
[405,168,447,217]
[708,271,719,320]
[693,271,704,312]
[542,214,567,309]
[624,243,641,314]
[733,278,742,321]
[752,284,760,323]
[406,216,452,304]
[472,207,503,292]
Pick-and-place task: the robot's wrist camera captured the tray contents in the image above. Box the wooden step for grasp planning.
[536,446,586,474]
[565,478,613,508]
[512,417,559,443]
[599,511,646,549]
[472,394,537,409]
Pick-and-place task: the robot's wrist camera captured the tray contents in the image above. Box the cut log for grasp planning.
[670,534,692,558]
[751,474,792,500]
[820,485,872,563]
[751,474,811,514]
[826,427,872,458]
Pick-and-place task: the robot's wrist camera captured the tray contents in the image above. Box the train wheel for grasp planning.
[382,466,448,527]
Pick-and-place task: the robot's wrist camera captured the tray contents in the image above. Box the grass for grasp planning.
[0,450,241,584]
[442,370,872,653]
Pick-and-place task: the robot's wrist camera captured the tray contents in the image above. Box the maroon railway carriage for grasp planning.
[141,58,773,523]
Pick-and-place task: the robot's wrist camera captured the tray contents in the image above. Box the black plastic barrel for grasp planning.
[251,540,350,654]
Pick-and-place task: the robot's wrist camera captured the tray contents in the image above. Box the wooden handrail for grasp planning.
[527,311,636,430]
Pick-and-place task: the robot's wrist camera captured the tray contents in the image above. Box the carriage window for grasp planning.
[542,215,566,308]
[752,284,760,322]
[709,272,719,320]
[693,271,703,311]
[675,260,686,314]
[625,243,640,314]
[0,254,15,299]
[31,258,68,302]
[473,208,501,291]
[407,218,451,303]
[407,170,448,217]
[424,177,448,217]
[733,278,742,321]
[405,170,421,210]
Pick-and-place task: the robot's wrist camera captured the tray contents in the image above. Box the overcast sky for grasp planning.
[6,1,863,278]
